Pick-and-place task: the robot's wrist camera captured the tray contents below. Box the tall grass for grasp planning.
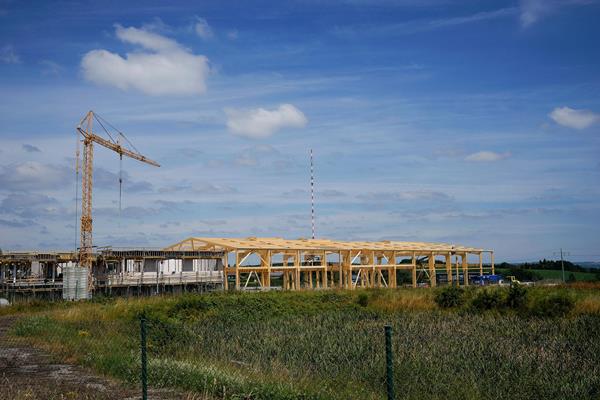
[9,288,600,399]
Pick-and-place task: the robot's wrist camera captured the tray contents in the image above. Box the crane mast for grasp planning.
[76,111,160,291]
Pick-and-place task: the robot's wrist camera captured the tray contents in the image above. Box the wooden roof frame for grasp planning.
[164,237,489,254]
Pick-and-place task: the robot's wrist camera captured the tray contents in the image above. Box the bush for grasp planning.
[531,293,575,317]
[471,289,504,311]
[434,286,465,308]
[506,284,528,309]
[357,292,369,307]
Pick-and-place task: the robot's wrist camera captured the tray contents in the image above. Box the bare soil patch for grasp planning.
[0,316,203,400]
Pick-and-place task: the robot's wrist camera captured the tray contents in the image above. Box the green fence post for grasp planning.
[385,325,395,400]
[140,315,148,400]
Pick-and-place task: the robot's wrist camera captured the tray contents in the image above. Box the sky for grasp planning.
[0,0,599,262]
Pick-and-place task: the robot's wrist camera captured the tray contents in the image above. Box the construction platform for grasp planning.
[0,248,225,301]
[165,237,495,290]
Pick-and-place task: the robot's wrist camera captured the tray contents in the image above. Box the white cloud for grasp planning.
[549,106,599,129]
[357,190,452,202]
[464,151,511,162]
[40,60,63,75]
[519,0,548,26]
[0,45,20,64]
[226,104,308,139]
[334,7,516,37]
[519,0,593,27]
[0,161,71,191]
[194,18,214,40]
[235,153,259,167]
[227,30,239,40]
[81,24,210,96]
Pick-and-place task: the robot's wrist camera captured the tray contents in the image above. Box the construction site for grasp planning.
[0,111,495,301]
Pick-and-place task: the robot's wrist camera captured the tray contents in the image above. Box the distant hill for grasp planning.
[578,262,600,269]
[495,259,600,282]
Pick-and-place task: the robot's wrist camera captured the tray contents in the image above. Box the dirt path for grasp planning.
[0,316,201,400]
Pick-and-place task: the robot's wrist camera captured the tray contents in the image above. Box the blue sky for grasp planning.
[1,0,599,262]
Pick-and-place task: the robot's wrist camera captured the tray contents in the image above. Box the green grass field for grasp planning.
[6,286,600,400]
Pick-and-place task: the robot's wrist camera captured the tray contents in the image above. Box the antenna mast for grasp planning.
[310,148,315,239]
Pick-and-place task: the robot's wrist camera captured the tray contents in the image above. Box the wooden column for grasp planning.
[391,251,397,288]
[428,252,436,287]
[316,270,321,288]
[321,251,327,289]
[338,252,343,288]
[445,252,452,285]
[455,255,460,286]
[411,252,417,288]
[462,253,469,286]
[295,251,301,290]
[479,252,483,276]
[223,253,229,290]
[491,252,495,275]
[347,251,353,289]
[235,251,240,290]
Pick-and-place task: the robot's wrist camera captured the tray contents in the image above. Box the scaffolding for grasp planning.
[0,248,225,300]
[164,237,494,290]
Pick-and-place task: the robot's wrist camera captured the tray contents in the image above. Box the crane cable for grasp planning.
[91,113,128,227]
[119,153,123,225]
[94,113,141,154]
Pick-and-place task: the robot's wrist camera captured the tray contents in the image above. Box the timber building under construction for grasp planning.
[0,113,495,301]
[1,237,493,300]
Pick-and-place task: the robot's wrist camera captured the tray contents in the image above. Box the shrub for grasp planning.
[357,293,369,307]
[506,284,528,309]
[471,289,505,311]
[531,292,575,317]
[434,286,465,308]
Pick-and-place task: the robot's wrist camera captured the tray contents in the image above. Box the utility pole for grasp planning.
[553,249,571,283]
[560,248,565,283]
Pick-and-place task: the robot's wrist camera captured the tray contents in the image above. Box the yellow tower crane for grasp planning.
[76,111,160,291]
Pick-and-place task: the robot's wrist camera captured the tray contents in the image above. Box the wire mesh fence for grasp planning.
[139,314,395,399]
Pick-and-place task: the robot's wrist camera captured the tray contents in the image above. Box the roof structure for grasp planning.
[164,237,488,253]
[164,237,494,291]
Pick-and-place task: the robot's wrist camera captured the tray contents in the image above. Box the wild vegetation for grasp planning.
[6,286,600,400]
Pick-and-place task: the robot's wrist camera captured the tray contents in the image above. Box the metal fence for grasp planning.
[0,314,395,400]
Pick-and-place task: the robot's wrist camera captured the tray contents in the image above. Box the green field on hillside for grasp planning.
[6,286,600,400]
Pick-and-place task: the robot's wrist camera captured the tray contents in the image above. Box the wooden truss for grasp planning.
[164,237,494,290]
